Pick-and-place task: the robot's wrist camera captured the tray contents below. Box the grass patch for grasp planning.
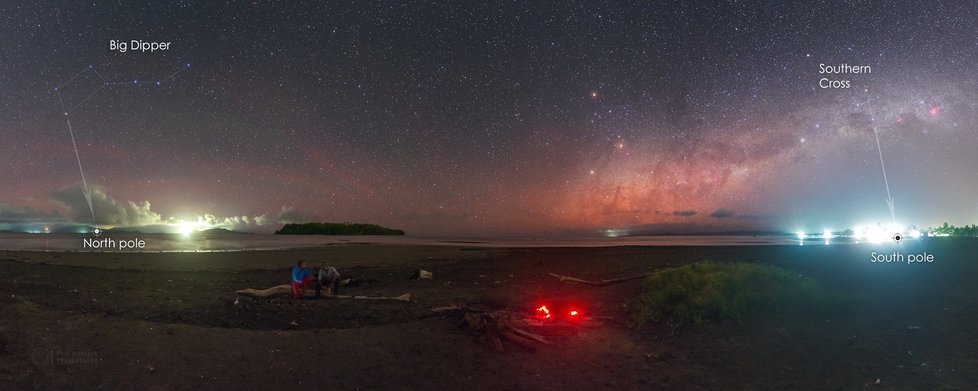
[635,261,845,328]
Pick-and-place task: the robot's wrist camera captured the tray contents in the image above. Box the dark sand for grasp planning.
[1,240,976,390]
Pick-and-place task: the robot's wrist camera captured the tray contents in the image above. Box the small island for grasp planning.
[274,222,405,236]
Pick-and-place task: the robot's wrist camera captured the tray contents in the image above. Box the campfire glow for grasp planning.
[535,305,552,319]
[534,304,585,321]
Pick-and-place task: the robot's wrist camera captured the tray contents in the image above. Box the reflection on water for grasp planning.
[0,233,801,253]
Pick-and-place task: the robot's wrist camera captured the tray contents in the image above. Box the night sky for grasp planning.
[2,1,977,236]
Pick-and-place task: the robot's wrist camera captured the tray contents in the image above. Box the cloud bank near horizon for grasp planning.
[1,183,315,233]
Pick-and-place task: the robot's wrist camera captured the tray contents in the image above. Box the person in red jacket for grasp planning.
[291,260,314,299]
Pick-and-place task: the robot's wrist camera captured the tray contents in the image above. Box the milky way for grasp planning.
[1,2,977,235]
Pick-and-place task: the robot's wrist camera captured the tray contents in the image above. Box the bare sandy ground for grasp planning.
[1,241,976,390]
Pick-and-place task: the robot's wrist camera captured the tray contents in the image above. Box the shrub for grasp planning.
[635,261,844,328]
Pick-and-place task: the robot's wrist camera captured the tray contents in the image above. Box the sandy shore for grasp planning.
[1,241,976,390]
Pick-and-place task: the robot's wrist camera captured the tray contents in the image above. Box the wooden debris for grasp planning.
[235,285,411,302]
[499,329,538,352]
[433,305,553,352]
[326,293,412,302]
[486,335,504,352]
[547,272,649,286]
[509,326,551,344]
[235,285,291,297]
[430,305,462,313]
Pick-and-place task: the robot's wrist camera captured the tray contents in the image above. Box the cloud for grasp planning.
[0,202,59,222]
[733,214,770,221]
[249,207,317,228]
[191,214,260,231]
[45,184,277,231]
[671,210,697,217]
[274,206,317,224]
[706,208,771,221]
[614,222,736,235]
[49,184,164,226]
[709,208,736,218]
[4,184,320,233]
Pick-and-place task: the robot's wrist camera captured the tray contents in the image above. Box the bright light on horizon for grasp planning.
[795,221,926,245]
[176,219,209,237]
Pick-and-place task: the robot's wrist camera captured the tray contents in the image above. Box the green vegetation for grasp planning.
[635,262,844,328]
[927,222,978,237]
[274,222,405,236]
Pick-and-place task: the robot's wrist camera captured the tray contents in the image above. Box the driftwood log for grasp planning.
[235,284,411,302]
[547,272,649,286]
[235,285,292,297]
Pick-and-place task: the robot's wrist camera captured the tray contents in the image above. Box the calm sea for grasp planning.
[0,233,804,252]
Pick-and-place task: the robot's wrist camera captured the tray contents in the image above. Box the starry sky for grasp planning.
[1,1,977,236]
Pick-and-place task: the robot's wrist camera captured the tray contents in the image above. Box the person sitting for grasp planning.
[315,260,341,298]
[291,260,315,299]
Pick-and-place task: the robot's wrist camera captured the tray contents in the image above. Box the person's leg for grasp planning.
[301,276,315,298]
[323,268,340,296]
[293,276,315,299]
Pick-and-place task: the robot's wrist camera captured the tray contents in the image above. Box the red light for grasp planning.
[535,305,552,319]
[566,307,583,320]
[533,303,585,321]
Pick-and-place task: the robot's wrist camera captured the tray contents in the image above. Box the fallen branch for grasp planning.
[547,272,649,286]
[235,285,292,297]
[508,326,551,344]
[499,329,538,352]
[430,304,491,313]
[430,305,462,313]
[235,284,410,302]
[441,306,552,351]
[328,293,412,302]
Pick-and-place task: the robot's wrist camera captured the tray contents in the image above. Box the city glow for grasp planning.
[850,223,915,244]
[794,223,925,245]
[176,220,208,237]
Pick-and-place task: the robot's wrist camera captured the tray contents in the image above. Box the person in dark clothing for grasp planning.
[291,260,314,299]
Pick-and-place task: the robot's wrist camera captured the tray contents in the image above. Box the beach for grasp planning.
[1,239,976,390]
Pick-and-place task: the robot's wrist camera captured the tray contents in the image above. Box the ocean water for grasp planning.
[0,233,803,252]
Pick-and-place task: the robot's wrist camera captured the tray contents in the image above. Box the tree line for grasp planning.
[927,222,978,237]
